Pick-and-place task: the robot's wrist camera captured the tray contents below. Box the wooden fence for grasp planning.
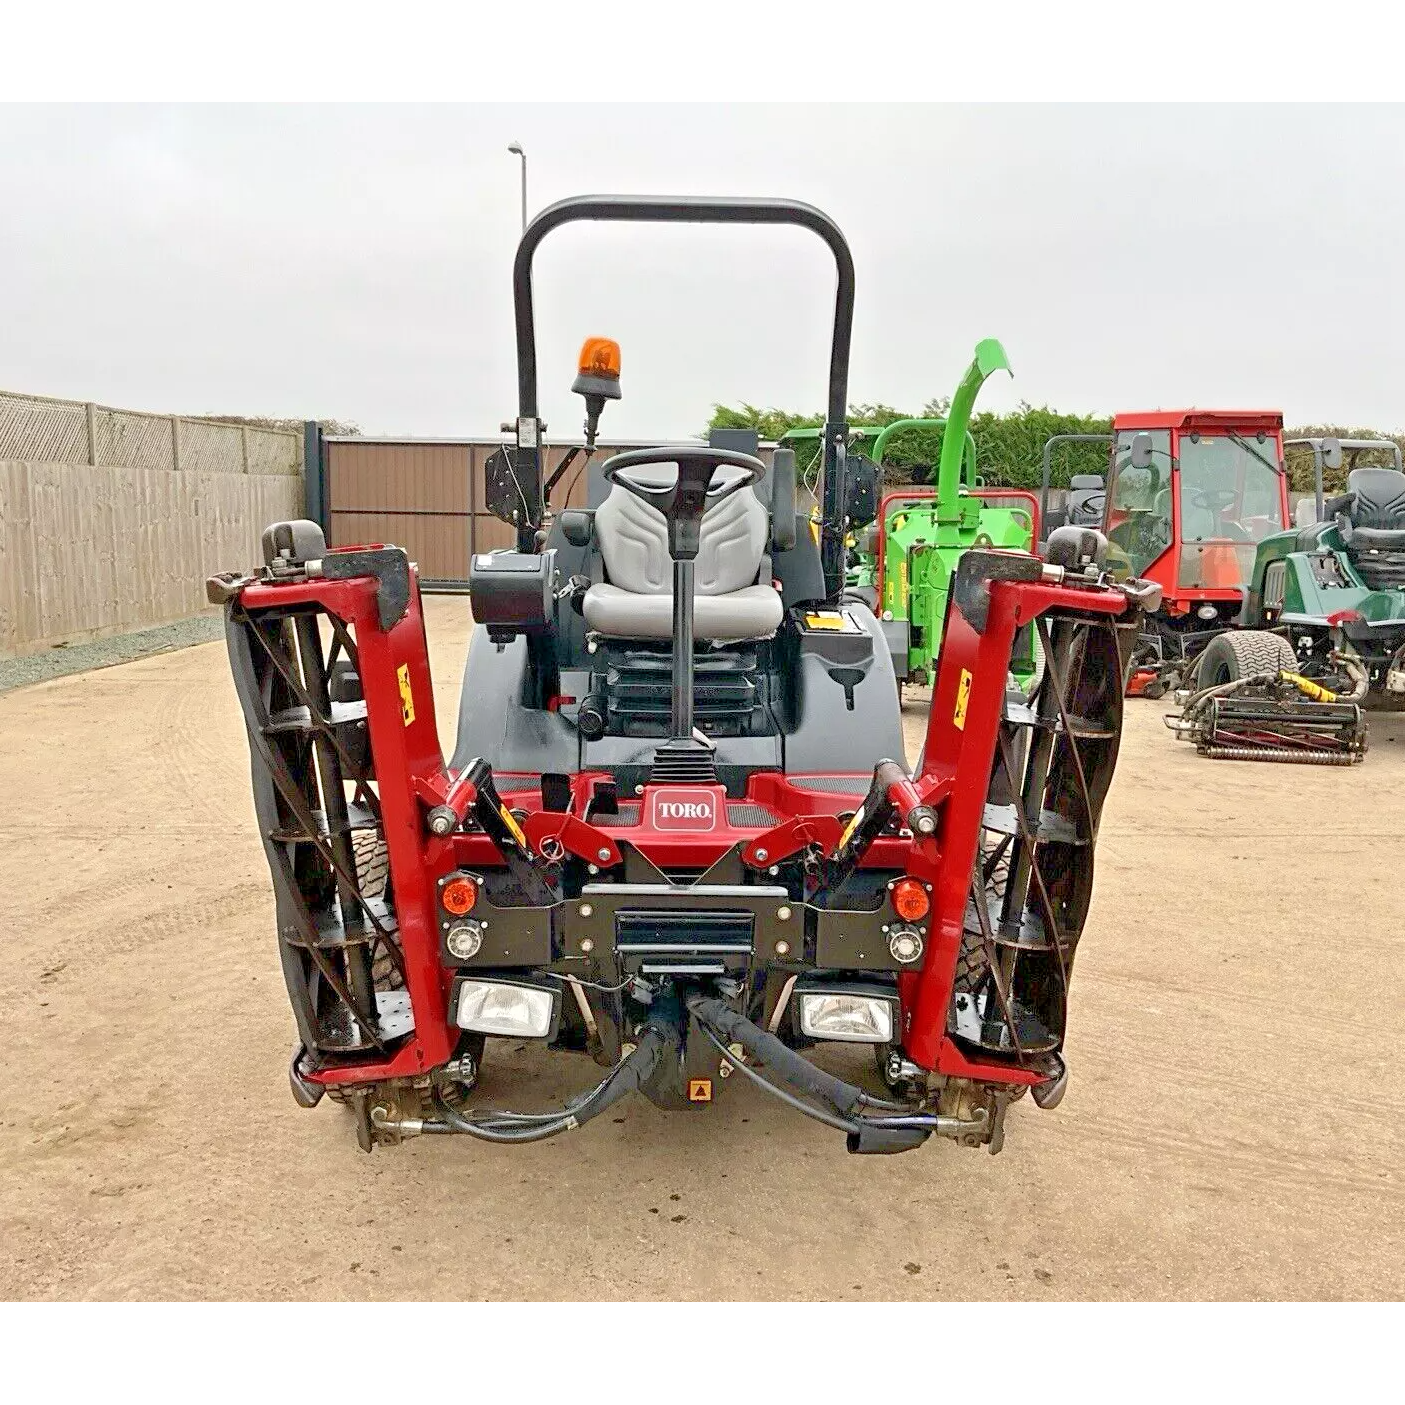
[0,390,303,658]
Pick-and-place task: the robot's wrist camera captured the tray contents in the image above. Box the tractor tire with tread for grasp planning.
[352,832,402,989]
[1196,630,1297,687]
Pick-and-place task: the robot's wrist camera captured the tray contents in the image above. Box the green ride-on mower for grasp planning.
[209,195,1155,1158]
[1167,435,1405,763]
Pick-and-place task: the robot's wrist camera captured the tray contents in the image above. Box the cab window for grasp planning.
[1104,429,1171,576]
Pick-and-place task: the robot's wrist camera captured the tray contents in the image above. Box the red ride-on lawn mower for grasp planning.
[210,195,1154,1157]
[1107,410,1290,696]
[1041,411,1292,697]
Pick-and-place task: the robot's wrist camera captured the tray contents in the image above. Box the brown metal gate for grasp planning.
[323,437,605,587]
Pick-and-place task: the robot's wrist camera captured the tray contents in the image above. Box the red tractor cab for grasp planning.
[1102,409,1290,695]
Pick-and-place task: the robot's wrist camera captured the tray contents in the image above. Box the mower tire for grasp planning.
[352,832,402,989]
[353,830,390,898]
[1197,630,1296,687]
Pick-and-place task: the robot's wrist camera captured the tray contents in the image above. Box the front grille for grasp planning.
[649,747,718,785]
[615,909,755,975]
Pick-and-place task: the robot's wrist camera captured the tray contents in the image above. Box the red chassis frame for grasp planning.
[237,555,1127,1094]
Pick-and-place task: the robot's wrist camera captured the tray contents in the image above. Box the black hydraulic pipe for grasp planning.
[430,1025,670,1144]
[688,994,867,1117]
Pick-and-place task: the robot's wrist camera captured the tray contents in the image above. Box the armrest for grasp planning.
[770,448,796,552]
[559,509,594,547]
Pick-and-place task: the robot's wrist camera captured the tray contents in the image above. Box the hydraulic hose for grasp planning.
[425,1025,671,1144]
[687,993,990,1154]
[689,993,870,1117]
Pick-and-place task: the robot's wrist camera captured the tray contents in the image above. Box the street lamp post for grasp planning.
[507,142,527,231]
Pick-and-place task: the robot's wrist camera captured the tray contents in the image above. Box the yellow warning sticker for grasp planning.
[688,1078,713,1103]
[838,805,865,849]
[804,611,846,631]
[499,804,529,851]
[953,668,972,730]
[397,663,415,726]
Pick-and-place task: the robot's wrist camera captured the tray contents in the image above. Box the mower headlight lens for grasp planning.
[798,991,894,1044]
[455,980,557,1038]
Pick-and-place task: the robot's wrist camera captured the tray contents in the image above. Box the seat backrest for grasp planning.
[1343,467,1405,531]
[594,465,770,596]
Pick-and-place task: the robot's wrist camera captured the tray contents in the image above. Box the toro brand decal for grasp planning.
[650,788,718,832]
[397,664,415,726]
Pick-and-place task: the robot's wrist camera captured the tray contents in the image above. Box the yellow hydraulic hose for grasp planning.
[1280,671,1338,703]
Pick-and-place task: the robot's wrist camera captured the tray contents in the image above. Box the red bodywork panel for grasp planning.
[1108,408,1289,606]
[237,560,1127,1092]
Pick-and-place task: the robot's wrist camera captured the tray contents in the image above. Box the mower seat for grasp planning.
[1336,467,1405,536]
[583,464,784,643]
[1066,475,1105,527]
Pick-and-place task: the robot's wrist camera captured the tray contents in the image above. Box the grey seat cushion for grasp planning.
[583,582,783,641]
[584,462,783,641]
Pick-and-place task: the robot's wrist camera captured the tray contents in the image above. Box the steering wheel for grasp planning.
[601,446,765,561]
[1189,488,1239,512]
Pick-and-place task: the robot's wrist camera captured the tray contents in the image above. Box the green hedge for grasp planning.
[708,402,1405,494]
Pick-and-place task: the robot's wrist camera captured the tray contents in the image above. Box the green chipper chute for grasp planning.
[818,339,1039,688]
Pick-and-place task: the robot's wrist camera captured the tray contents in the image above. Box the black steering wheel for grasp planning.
[601,446,765,561]
[1189,487,1239,512]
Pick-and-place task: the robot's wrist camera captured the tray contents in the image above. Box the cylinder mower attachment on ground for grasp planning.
[1161,434,1405,763]
[1164,629,1367,764]
[211,195,1154,1158]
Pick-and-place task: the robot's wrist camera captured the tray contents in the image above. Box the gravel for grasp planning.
[0,612,225,693]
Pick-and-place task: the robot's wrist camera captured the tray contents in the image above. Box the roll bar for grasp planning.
[1039,433,1113,531]
[511,194,857,598]
[513,195,854,424]
[1287,436,1404,524]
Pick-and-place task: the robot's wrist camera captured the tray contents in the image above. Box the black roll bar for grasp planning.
[512,194,854,424]
[1040,433,1114,531]
[511,194,857,598]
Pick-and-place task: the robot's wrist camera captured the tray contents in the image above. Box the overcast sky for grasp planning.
[2,103,1403,438]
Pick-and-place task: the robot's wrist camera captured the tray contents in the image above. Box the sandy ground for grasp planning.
[2,594,1403,1302]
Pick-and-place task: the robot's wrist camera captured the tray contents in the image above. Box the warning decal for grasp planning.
[953,668,972,730]
[397,664,415,726]
[687,1079,713,1103]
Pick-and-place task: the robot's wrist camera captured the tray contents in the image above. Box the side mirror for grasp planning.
[572,337,621,449]
[1130,433,1154,470]
[1321,437,1343,471]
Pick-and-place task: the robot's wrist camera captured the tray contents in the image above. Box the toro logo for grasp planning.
[649,788,719,832]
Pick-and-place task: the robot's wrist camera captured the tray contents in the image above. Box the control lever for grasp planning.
[457,757,557,903]
[814,759,938,893]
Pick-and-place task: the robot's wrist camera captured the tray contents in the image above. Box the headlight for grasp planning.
[454,978,559,1039]
[797,986,896,1044]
